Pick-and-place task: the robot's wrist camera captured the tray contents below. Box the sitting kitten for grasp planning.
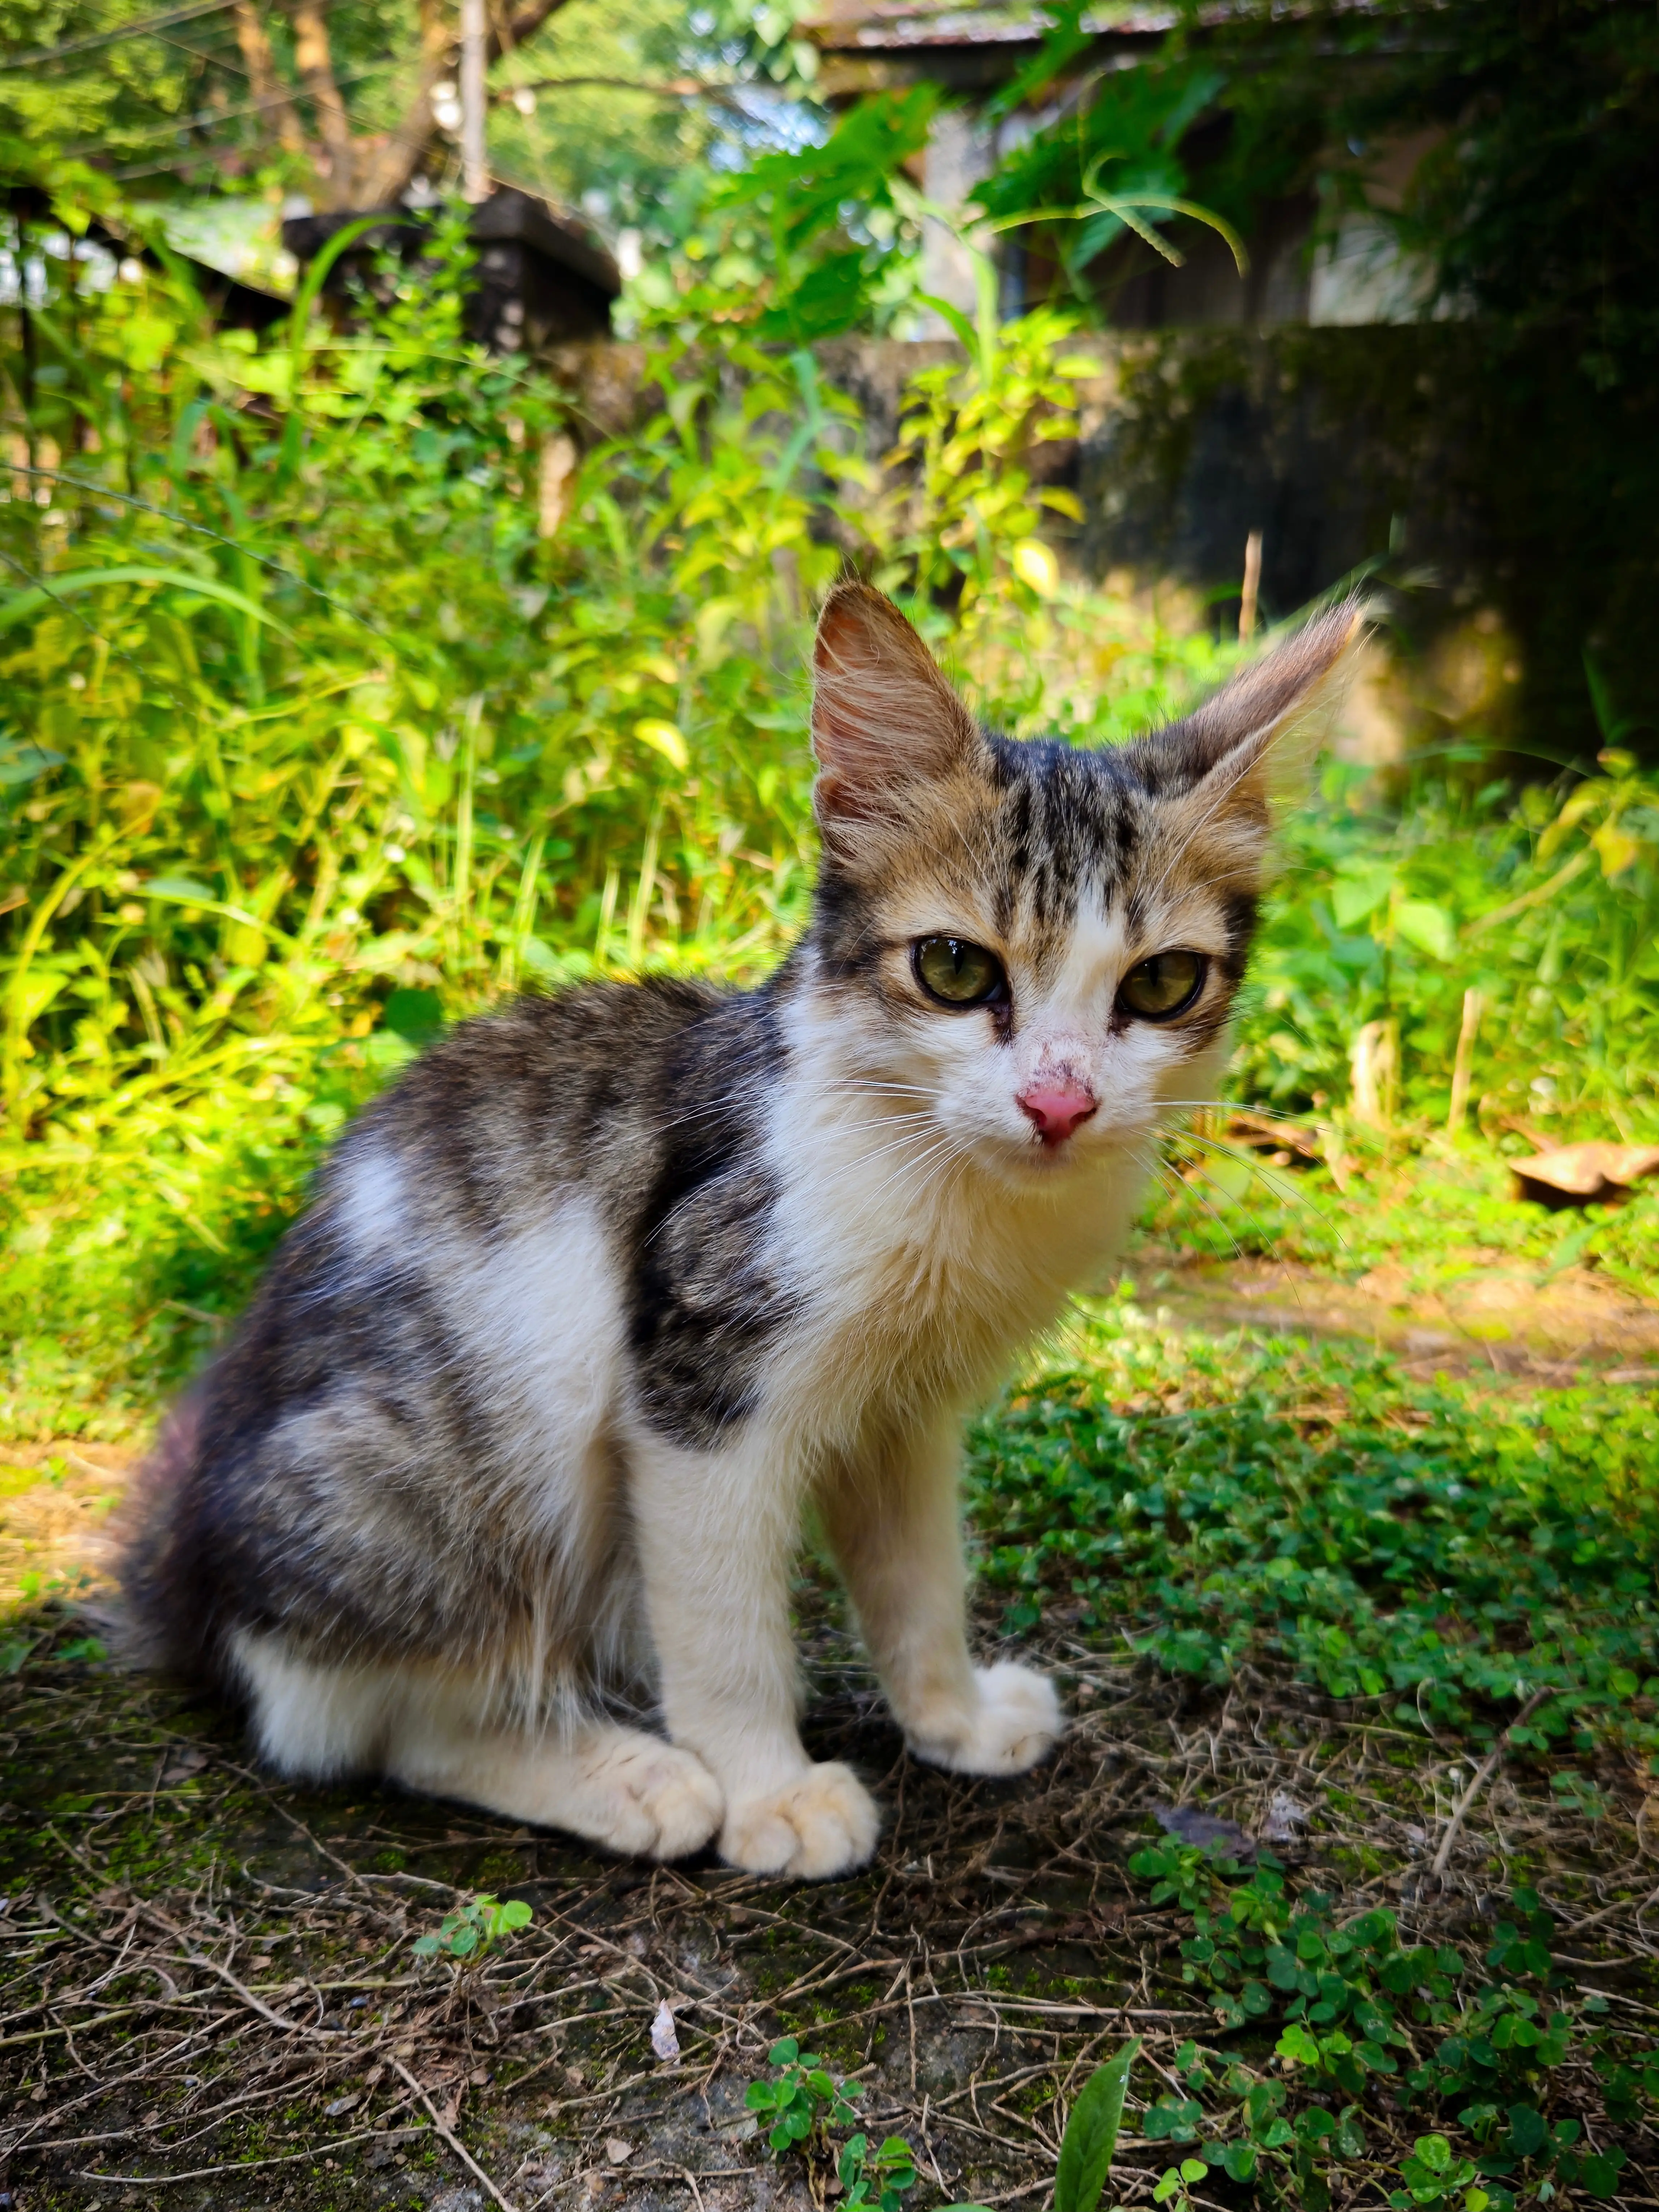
[121,583,1358,1879]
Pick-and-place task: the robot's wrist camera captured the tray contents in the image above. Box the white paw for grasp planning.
[906,1662,1063,1777]
[720,1762,879,1879]
[583,1737,724,1861]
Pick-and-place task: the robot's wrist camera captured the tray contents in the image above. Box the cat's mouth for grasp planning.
[1003,1103,1154,1176]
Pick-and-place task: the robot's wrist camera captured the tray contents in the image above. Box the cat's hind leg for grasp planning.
[387,1716,725,1862]
[231,1631,724,1862]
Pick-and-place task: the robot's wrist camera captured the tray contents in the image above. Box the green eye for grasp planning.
[1117,949,1206,1020]
[913,936,1008,1009]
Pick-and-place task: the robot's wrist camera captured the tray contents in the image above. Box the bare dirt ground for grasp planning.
[1130,1247,1659,1385]
[0,1441,130,1616]
[3,1589,1658,2211]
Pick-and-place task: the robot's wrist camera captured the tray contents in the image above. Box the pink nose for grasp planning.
[1018,1082,1098,1145]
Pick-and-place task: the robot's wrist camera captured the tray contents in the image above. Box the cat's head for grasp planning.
[805,581,1361,1184]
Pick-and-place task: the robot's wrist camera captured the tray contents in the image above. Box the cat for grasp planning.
[120,582,1359,1880]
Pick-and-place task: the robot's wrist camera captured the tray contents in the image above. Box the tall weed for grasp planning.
[0,218,1217,1417]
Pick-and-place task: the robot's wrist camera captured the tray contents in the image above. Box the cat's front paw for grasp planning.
[720,1763,879,1879]
[906,1661,1063,1777]
[583,1735,725,1861]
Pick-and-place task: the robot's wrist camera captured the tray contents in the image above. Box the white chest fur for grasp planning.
[760,1065,1147,1454]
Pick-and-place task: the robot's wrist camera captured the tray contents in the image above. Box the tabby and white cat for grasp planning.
[122,583,1358,1880]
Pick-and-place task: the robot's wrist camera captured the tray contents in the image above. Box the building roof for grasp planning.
[804,2,1339,94]
[281,187,619,305]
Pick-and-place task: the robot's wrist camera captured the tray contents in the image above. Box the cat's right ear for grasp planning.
[811,582,979,832]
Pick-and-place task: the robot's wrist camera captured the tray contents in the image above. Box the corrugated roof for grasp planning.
[806,3,1309,55]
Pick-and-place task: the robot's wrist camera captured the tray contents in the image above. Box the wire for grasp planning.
[5,0,346,77]
[497,75,732,102]
[69,57,395,161]
[147,30,254,79]
[13,465,389,639]
[1,0,239,71]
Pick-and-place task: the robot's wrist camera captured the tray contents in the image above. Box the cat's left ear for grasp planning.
[810,581,980,835]
[1125,600,1368,829]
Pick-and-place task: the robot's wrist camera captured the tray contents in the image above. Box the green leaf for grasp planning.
[1276,2024,1323,2067]
[1579,2150,1626,2196]
[769,2038,799,2065]
[383,987,444,1043]
[1505,2105,1546,2158]
[0,565,299,641]
[145,875,217,904]
[0,743,65,787]
[1395,899,1457,961]
[1331,864,1395,927]
[634,717,690,772]
[914,292,978,357]
[1055,2039,1139,2212]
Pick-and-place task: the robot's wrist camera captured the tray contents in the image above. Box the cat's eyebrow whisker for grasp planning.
[1135,850,1263,931]
[843,1133,967,1219]
[1173,1155,1299,1280]
[1161,1124,1347,1256]
[1160,817,1350,915]
[814,1079,951,1103]
[1154,1159,1251,1269]
[1158,1098,1307,1120]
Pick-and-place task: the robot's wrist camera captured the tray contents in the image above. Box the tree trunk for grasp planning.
[233,0,307,158]
[287,0,358,205]
[354,0,574,210]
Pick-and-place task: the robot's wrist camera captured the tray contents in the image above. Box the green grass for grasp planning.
[970,1295,1659,1754]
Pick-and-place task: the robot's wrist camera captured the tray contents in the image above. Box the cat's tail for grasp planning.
[111,1387,223,1686]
